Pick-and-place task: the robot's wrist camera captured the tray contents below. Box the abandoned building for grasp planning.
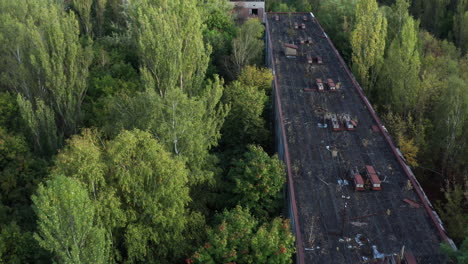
[266,12,455,264]
[229,0,265,22]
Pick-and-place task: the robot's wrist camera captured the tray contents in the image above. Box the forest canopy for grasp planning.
[0,0,466,263]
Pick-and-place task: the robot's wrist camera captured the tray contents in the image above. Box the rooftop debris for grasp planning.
[267,13,447,264]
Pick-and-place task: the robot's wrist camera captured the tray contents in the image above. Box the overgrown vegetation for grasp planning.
[0,0,466,262]
[0,0,293,263]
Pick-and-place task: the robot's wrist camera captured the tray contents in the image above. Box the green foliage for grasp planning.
[377,7,420,114]
[69,0,93,36]
[453,0,468,54]
[222,80,268,147]
[50,129,196,263]
[441,236,468,263]
[267,0,312,12]
[0,92,20,131]
[316,0,357,62]
[107,130,191,263]
[201,0,237,78]
[384,0,410,43]
[0,0,93,153]
[238,66,273,96]
[0,222,49,264]
[0,127,47,226]
[132,0,210,97]
[227,145,286,219]
[33,175,110,264]
[351,0,387,90]
[433,75,468,175]
[228,19,265,78]
[101,77,228,184]
[436,185,468,244]
[190,206,295,264]
[16,96,59,155]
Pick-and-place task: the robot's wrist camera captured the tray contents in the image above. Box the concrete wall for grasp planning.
[229,1,265,22]
[265,17,305,264]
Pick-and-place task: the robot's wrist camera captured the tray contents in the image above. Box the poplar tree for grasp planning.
[453,0,468,53]
[378,9,420,114]
[133,0,210,97]
[350,0,387,91]
[70,0,93,36]
[0,0,92,154]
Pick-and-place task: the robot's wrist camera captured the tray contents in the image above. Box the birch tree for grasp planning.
[228,19,265,78]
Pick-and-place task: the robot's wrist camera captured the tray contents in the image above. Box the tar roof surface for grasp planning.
[267,13,446,264]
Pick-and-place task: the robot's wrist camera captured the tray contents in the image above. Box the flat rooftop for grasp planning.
[266,13,448,264]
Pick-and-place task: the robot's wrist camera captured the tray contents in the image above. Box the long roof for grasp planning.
[266,12,451,264]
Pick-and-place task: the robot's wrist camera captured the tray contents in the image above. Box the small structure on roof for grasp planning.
[316,78,324,91]
[330,113,341,131]
[342,114,356,131]
[301,23,306,29]
[327,78,336,91]
[284,43,298,57]
[294,22,299,29]
[275,14,279,21]
[366,165,382,190]
[316,56,323,64]
[352,169,365,191]
[299,37,305,44]
[307,54,313,64]
[303,15,308,21]
[307,37,313,44]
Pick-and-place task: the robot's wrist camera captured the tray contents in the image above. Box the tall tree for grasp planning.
[227,145,286,219]
[52,129,126,236]
[106,130,192,263]
[433,75,468,176]
[32,175,109,264]
[350,0,387,90]
[385,0,410,43]
[453,0,468,53]
[316,0,357,62]
[133,0,210,97]
[51,130,196,263]
[237,66,273,95]
[201,0,237,78]
[221,80,269,147]
[436,184,468,244]
[101,77,228,184]
[0,0,93,154]
[227,18,265,78]
[190,206,295,264]
[377,8,420,114]
[69,0,93,36]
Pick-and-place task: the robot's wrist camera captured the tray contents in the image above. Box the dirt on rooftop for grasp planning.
[267,13,447,264]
